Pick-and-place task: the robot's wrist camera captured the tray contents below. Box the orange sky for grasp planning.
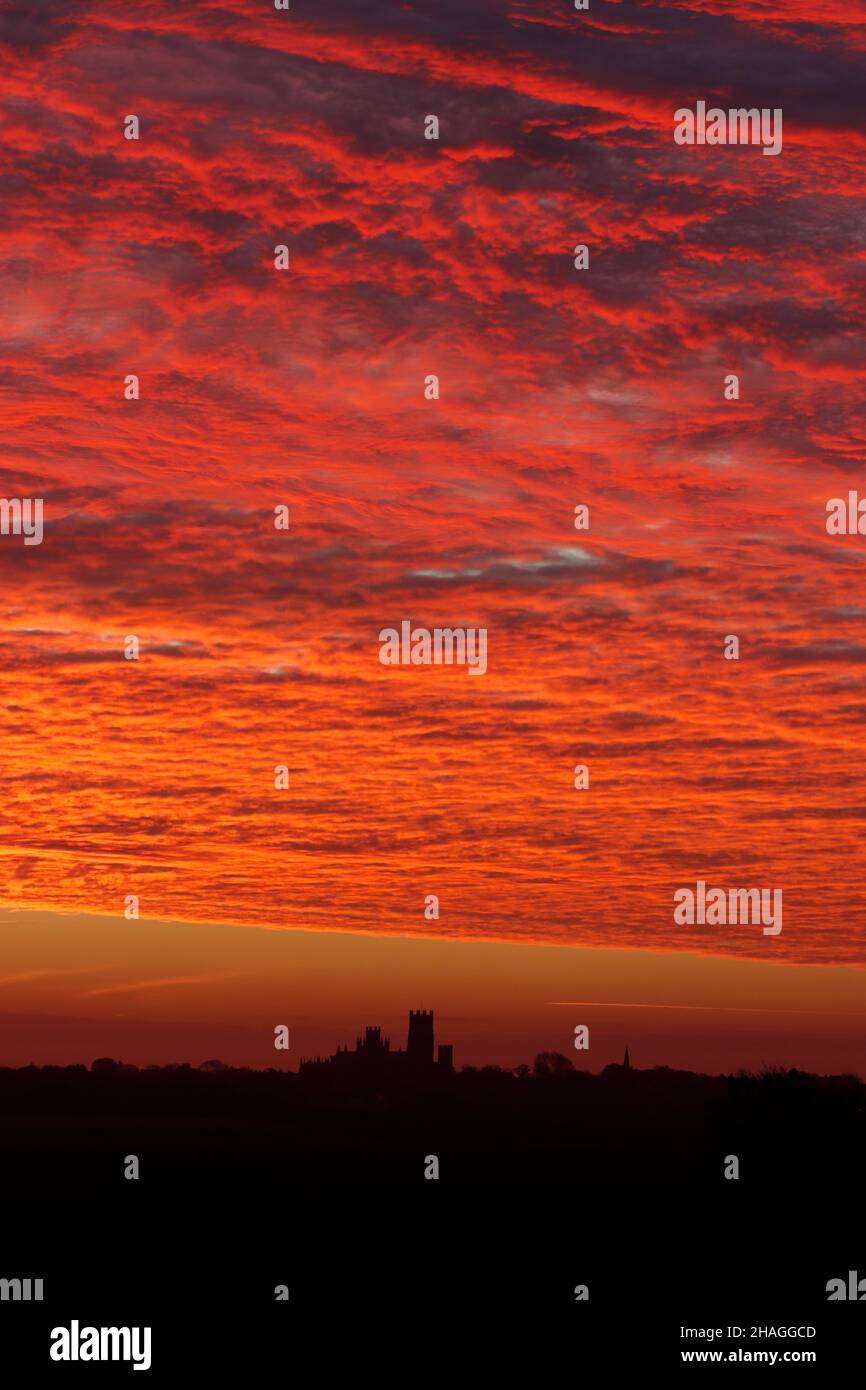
[1,0,865,1073]
[2,909,865,1074]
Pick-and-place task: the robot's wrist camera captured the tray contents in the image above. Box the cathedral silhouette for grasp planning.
[299,1009,453,1081]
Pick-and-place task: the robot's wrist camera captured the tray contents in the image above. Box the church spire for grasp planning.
[623,1046,630,1070]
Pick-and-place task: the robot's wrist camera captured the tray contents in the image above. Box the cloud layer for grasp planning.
[1,1,865,965]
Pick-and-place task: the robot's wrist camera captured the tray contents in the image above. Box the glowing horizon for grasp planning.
[1,909,863,1076]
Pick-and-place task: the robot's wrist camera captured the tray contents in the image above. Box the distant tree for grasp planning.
[533,1051,574,1078]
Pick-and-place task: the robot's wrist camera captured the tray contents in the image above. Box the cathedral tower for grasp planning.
[407,1009,434,1065]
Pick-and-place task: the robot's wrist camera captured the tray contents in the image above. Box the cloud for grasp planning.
[0,0,863,971]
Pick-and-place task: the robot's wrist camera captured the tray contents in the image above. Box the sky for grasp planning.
[1,0,865,1072]
[3,908,866,1074]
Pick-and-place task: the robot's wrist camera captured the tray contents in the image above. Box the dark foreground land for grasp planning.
[1,1060,864,1372]
[1,1055,863,1185]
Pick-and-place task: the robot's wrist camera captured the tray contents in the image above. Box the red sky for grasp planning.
[1,0,865,1072]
